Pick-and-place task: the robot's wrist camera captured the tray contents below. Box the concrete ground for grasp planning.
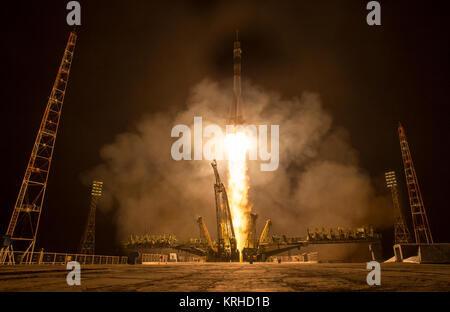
[0,262,449,292]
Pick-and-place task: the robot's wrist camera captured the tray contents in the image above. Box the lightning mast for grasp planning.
[79,181,103,255]
[398,123,433,244]
[1,31,77,264]
[385,171,411,244]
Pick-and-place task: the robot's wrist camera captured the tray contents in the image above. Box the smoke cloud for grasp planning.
[83,79,391,244]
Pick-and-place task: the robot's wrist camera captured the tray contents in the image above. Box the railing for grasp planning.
[269,252,319,263]
[4,251,128,265]
[140,253,203,263]
[141,253,168,263]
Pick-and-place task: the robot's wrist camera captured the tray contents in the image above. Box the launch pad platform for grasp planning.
[0,262,449,292]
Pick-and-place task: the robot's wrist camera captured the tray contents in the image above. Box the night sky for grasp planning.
[1,1,449,255]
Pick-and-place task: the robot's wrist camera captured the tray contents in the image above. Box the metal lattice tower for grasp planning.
[385,171,411,244]
[79,181,103,255]
[211,160,238,260]
[398,123,433,244]
[1,31,77,264]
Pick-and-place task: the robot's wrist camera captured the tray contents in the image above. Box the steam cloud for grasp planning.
[84,79,391,244]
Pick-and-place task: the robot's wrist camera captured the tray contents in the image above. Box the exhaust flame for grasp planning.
[225,131,250,260]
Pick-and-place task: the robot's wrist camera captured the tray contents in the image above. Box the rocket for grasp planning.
[229,30,244,125]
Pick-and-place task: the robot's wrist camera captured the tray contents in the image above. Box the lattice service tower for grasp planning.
[211,160,239,261]
[0,31,77,265]
[79,181,103,255]
[398,123,433,244]
[385,171,411,244]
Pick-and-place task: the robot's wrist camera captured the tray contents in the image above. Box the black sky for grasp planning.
[1,0,449,254]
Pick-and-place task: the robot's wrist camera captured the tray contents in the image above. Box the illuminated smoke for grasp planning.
[83,79,391,246]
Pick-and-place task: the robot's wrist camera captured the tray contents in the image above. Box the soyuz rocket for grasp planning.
[230,30,244,126]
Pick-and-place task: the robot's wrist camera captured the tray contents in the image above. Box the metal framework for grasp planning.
[246,213,258,249]
[197,216,216,252]
[398,123,433,244]
[1,31,77,265]
[6,250,127,265]
[211,160,238,261]
[258,219,272,245]
[385,171,411,244]
[79,181,103,254]
[176,223,381,262]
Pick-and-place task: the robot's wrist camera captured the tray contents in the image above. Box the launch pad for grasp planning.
[125,159,383,263]
[1,262,449,292]
[122,157,383,263]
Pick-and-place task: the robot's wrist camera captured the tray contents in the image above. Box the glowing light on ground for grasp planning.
[225,131,250,261]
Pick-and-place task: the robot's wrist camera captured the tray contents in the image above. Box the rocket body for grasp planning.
[230,31,244,125]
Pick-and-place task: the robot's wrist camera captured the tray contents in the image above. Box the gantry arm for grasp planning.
[211,160,221,185]
[258,219,272,245]
[197,216,216,252]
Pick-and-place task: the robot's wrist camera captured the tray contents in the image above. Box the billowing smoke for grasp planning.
[83,79,391,244]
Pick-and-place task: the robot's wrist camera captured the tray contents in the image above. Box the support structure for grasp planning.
[197,216,216,253]
[259,219,272,245]
[79,181,103,255]
[398,123,433,244]
[246,213,258,249]
[211,160,238,261]
[1,31,77,264]
[385,171,411,244]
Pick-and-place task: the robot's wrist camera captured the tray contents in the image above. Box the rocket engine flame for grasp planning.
[225,131,250,260]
